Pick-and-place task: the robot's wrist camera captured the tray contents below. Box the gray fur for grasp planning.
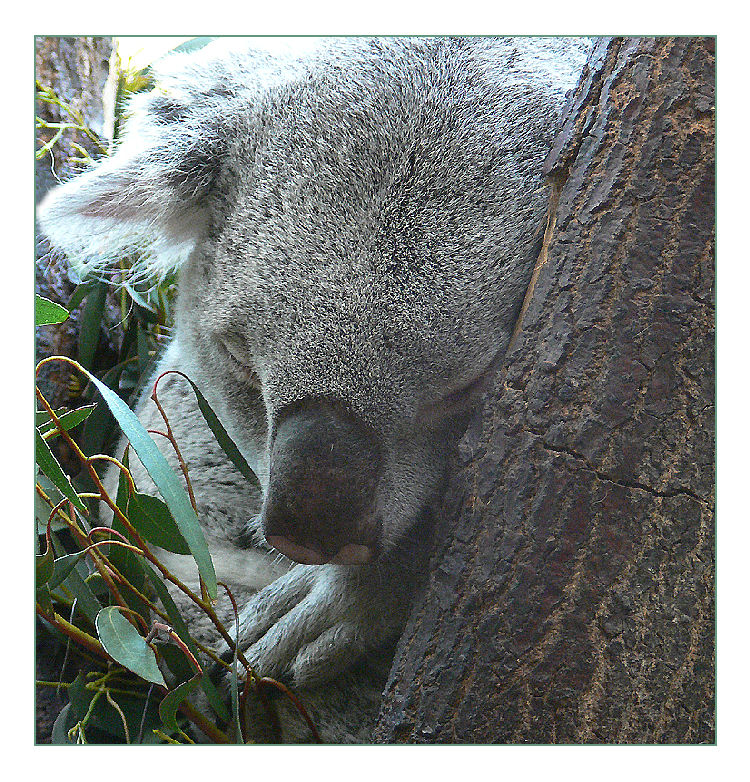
[38,36,590,742]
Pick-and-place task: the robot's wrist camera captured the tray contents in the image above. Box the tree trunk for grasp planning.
[373,36,715,745]
[35,36,114,413]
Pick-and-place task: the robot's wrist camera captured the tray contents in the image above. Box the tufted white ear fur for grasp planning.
[37,40,309,278]
[37,134,211,277]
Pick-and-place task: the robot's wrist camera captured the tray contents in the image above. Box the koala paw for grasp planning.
[220,563,406,688]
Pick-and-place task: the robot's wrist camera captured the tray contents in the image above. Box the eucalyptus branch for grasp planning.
[86,443,248,670]
[256,677,322,744]
[150,372,198,514]
[106,690,131,743]
[34,355,270,741]
[37,606,111,663]
[145,622,202,674]
[40,486,133,624]
[149,371,207,600]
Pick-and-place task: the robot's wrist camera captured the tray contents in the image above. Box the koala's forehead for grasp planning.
[205,55,543,306]
[201,240,501,369]
[204,212,511,376]
[212,42,546,248]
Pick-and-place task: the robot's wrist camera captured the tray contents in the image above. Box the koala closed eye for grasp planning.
[217,337,261,386]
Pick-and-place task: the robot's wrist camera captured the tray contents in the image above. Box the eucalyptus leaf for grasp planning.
[34,428,86,512]
[50,703,76,744]
[35,294,69,325]
[137,324,154,377]
[67,670,162,743]
[128,491,191,554]
[35,471,65,529]
[85,572,110,597]
[157,642,194,682]
[95,607,166,686]
[50,562,102,624]
[47,551,87,590]
[229,635,241,740]
[180,374,260,490]
[73,361,216,599]
[36,404,96,437]
[110,451,146,590]
[36,546,55,587]
[142,565,229,723]
[159,675,202,733]
[66,673,89,721]
[35,494,68,534]
[65,280,95,312]
[35,486,68,534]
[77,282,106,369]
[80,395,117,475]
[123,280,156,312]
[36,585,54,616]
[169,37,217,56]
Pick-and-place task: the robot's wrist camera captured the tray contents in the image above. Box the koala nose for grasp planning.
[262,398,381,565]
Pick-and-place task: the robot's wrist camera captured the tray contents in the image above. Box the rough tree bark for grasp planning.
[373,37,715,744]
[35,36,113,413]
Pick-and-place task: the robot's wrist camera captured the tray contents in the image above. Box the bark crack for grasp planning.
[539,439,709,506]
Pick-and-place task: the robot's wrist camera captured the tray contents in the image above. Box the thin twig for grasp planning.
[257,677,323,744]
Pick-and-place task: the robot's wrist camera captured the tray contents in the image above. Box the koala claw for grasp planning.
[223,563,403,688]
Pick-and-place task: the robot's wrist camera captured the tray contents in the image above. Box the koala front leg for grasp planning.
[224,560,416,688]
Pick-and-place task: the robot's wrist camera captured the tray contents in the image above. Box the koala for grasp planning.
[38,37,591,742]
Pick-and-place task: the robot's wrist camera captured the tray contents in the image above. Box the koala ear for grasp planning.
[38,73,234,277]
[39,40,303,277]
[39,41,315,276]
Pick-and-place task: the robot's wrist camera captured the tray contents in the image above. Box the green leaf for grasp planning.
[159,675,201,733]
[80,391,117,465]
[227,586,241,740]
[169,37,217,56]
[123,280,156,313]
[156,642,194,682]
[74,361,216,599]
[36,404,96,437]
[85,572,110,597]
[50,561,102,624]
[95,607,166,686]
[36,585,54,616]
[35,294,69,325]
[67,671,162,743]
[128,492,191,555]
[142,565,229,723]
[34,429,86,512]
[77,282,106,369]
[35,473,67,533]
[229,641,241,740]
[136,323,154,377]
[110,451,146,590]
[65,280,95,312]
[51,703,76,744]
[47,551,87,590]
[36,546,55,587]
[180,375,260,490]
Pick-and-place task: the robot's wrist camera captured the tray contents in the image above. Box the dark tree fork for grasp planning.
[374,37,715,744]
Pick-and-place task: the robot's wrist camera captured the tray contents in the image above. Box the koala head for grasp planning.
[39,38,588,566]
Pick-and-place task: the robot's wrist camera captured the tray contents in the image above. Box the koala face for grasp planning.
[179,232,498,564]
[178,224,502,564]
[39,37,590,565]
